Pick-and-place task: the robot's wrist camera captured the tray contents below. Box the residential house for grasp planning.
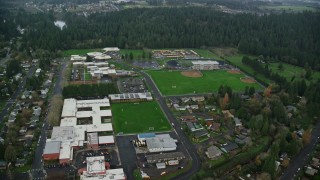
[234,117,242,127]
[193,129,208,138]
[15,159,26,167]
[19,127,27,135]
[8,114,16,123]
[173,104,188,111]
[221,142,239,153]
[180,116,197,123]
[208,122,221,132]
[32,106,41,116]
[305,166,318,176]
[181,97,191,103]
[186,122,204,132]
[205,105,216,111]
[168,97,180,106]
[311,158,320,169]
[191,96,205,102]
[189,105,199,110]
[21,91,32,99]
[235,135,251,145]
[206,145,223,160]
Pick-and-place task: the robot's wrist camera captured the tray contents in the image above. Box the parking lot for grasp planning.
[118,77,148,93]
[132,60,160,69]
[137,153,189,178]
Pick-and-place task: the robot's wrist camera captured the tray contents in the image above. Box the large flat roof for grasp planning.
[51,126,74,141]
[146,135,177,149]
[59,141,72,160]
[43,141,61,155]
[191,60,219,65]
[61,99,77,117]
[99,136,115,144]
[108,92,153,101]
[86,156,106,174]
[102,47,120,52]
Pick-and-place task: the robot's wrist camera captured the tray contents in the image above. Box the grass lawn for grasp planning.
[84,68,92,81]
[260,5,317,12]
[193,49,222,60]
[111,101,171,134]
[226,54,272,84]
[268,63,320,82]
[63,49,102,56]
[147,70,262,95]
[120,49,144,59]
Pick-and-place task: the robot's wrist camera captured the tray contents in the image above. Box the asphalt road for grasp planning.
[140,71,201,179]
[281,120,320,180]
[116,135,138,180]
[0,65,36,123]
[31,61,68,179]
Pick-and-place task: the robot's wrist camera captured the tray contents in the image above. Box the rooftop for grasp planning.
[191,60,219,65]
[86,156,106,175]
[51,126,74,141]
[43,141,61,155]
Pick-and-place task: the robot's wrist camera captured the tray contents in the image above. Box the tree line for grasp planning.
[2,8,317,69]
[62,83,118,98]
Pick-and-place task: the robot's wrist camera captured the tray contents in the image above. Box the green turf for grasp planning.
[63,49,102,56]
[111,101,171,134]
[84,68,92,81]
[260,5,317,12]
[226,54,272,84]
[120,49,144,60]
[147,70,262,95]
[193,49,222,60]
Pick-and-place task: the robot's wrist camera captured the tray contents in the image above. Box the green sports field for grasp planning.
[111,101,171,134]
[147,70,262,95]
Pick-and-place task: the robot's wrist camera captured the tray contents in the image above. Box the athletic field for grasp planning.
[147,70,262,95]
[111,101,171,134]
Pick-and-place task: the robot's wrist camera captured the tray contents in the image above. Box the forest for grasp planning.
[1,8,320,69]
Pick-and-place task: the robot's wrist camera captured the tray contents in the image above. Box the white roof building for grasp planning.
[109,92,153,102]
[44,98,113,164]
[71,55,86,61]
[99,136,115,144]
[191,60,220,70]
[146,134,177,153]
[81,156,126,180]
[191,61,219,65]
[87,52,111,60]
[102,47,120,52]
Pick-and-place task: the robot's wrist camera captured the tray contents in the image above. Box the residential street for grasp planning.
[281,120,320,180]
[140,71,201,179]
[0,65,36,123]
[31,61,68,180]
